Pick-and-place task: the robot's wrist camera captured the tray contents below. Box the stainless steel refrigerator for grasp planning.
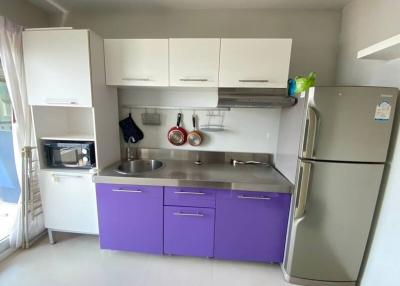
[276,86,398,286]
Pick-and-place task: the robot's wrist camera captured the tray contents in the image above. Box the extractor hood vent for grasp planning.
[217,88,296,108]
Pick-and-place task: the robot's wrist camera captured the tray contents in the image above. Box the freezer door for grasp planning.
[300,86,397,162]
[284,160,384,282]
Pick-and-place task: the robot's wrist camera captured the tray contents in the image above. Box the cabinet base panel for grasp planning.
[281,265,356,286]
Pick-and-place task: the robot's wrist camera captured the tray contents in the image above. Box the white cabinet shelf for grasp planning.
[357,34,400,60]
[40,134,95,141]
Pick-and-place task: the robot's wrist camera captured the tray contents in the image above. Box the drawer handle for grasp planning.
[173,212,204,217]
[52,174,83,178]
[238,79,269,83]
[112,189,143,193]
[122,77,150,81]
[179,78,209,82]
[174,191,206,195]
[237,195,271,200]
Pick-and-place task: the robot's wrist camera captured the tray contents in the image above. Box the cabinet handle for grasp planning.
[174,191,206,195]
[46,98,79,105]
[237,195,271,200]
[122,77,151,81]
[52,174,83,179]
[238,79,269,83]
[51,174,83,182]
[179,79,209,82]
[173,212,204,217]
[112,189,143,193]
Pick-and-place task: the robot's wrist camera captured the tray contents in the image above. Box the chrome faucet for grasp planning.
[127,136,136,161]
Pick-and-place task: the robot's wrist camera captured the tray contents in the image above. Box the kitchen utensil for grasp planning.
[188,114,203,146]
[200,110,226,132]
[119,112,144,143]
[141,109,161,126]
[168,113,187,146]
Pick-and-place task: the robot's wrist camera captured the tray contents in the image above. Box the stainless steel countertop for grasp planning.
[94,160,293,193]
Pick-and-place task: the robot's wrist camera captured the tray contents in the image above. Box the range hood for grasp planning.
[217,88,296,108]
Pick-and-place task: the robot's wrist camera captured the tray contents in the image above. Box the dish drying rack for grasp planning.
[200,110,226,132]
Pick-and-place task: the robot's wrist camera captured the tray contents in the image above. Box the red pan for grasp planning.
[168,113,187,146]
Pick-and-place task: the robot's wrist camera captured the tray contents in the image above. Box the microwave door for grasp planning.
[56,147,80,167]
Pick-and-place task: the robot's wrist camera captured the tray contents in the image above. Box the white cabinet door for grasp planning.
[104,39,169,86]
[22,29,93,107]
[169,38,220,87]
[219,39,292,88]
[39,171,99,234]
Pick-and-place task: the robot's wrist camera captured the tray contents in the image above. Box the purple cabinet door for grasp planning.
[215,190,291,263]
[96,184,163,254]
[164,187,216,208]
[164,206,215,257]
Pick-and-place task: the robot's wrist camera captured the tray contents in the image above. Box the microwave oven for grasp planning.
[43,140,96,169]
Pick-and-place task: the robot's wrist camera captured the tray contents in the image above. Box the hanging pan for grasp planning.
[188,114,203,146]
[167,113,187,146]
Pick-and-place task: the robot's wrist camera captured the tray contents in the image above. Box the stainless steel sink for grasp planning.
[115,160,163,174]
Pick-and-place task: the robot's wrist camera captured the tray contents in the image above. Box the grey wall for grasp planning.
[51,8,342,154]
[53,9,342,85]
[336,1,400,286]
[0,0,49,27]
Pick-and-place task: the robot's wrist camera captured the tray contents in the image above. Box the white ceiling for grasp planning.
[30,0,352,13]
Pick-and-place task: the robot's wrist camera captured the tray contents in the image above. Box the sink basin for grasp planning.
[116,160,163,174]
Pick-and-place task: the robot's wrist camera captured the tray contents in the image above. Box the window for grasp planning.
[0,59,20,246]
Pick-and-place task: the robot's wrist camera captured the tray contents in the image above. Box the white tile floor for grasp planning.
[0,234,294,286]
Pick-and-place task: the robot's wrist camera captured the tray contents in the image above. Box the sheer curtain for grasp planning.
[0,17,44,248]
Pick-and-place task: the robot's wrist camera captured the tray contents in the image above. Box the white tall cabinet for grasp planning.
[23,29,120,239]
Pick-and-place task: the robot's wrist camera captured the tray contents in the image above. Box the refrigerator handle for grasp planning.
[295,161,312,219]
[302,107,319,158]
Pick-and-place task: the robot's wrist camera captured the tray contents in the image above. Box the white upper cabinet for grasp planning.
[169,39,220,87]
[104,39,169,86]
[219,39,292,88]
[23,29,93,107]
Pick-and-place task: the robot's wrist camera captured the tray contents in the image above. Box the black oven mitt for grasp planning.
[119,113,144,143]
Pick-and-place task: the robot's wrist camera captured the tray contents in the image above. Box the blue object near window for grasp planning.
[0,67,20,203]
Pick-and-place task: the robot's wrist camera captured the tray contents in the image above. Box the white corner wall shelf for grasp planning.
[357,34,400,60]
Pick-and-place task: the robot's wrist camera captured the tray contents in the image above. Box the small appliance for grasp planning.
[44,140,96,169]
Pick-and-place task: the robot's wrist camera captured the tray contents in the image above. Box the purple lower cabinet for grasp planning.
[214,190,291,263]
[96,184,163,254]
[164,206,215,258]
[164,187,216,208]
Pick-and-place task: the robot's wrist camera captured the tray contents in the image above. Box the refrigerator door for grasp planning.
[284,160,384,282]
[300,86,397,162]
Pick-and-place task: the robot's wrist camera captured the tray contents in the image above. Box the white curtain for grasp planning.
[0,17,44,248]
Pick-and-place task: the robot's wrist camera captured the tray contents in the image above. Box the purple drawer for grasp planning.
[215,190,291,263]
[164,206,215,257]
[96,184,163,254]
[164,187,216,208]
